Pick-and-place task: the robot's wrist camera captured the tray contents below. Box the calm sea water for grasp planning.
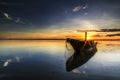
[0,40,120,80]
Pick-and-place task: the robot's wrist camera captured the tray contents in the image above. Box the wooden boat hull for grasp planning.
[66,38,97,71]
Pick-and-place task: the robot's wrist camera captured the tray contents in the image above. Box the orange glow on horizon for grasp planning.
[0,31,120,40]
[80,32,96,40]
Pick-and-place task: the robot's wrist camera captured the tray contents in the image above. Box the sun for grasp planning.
[87,36,91,40]
[80,32,96,40]
[81,35,92,40]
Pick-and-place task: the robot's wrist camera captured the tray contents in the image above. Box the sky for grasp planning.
[0,0,120,39]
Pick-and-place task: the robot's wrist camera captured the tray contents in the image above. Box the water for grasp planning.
[0,40,120,80]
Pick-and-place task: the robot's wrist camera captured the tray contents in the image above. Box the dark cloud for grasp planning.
[77,29,120,32]
[106,33,120,37]
[100,29,120,32]
[92,35,102,37]
[77,30,99,32]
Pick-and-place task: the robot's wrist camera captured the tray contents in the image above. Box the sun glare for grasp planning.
[87,36,91,40]
[80,32,96,40]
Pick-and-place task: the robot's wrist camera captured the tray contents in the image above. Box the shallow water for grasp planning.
[0,40,120,80]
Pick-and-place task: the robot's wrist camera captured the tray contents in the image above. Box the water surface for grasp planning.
[0,40,120,80]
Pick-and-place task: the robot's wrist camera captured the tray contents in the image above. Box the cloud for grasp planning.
[72,5,81,12]
[15,17,20,23]
[3,13,13,20]
[99,29,120,32]
[14,17,25,24]
[77,30,99,32]
[0,10,12,20]
[72,3,88,12]
[92,34,102,37]
[106,33,120,37]
[83,3,88,9]
[77,28,120,32]
[0,10,29,24]
[84,12,88,15]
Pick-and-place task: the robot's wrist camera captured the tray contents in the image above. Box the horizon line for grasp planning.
[0,38,120,41]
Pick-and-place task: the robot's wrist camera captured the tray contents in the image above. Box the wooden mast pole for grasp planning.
[85,32,87,41]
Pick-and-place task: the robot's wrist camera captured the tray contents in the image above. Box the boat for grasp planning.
[65,32,97,71]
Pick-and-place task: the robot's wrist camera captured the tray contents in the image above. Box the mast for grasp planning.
[85,32,87,41]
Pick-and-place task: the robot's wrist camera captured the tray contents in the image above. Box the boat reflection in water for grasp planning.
[66,38,97,72]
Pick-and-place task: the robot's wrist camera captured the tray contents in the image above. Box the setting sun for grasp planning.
[87,36,91,40]
[80,32,95,40]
